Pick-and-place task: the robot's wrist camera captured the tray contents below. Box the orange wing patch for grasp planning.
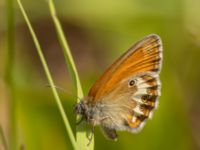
[89,34,162,101]
[126,114,148,129]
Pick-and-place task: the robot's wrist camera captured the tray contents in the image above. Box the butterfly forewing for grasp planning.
[89,34,162,101]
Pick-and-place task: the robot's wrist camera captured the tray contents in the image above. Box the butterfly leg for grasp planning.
[87,125,95,146]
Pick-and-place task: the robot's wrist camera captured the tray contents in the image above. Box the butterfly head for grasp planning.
[74,97,95,120]
[75,100,87,115]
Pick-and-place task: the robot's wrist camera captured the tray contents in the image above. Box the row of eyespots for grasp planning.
[128,103,154,128]
[132,94,156,117]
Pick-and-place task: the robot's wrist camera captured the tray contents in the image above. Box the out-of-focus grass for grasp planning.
[0,125,8,150]
[5,0,15,149]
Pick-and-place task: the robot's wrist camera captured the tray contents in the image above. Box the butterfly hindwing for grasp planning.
[125,72,160,131]
[97,72,160,135]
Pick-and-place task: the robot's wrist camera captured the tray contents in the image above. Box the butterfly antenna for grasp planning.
[45,84,82,100]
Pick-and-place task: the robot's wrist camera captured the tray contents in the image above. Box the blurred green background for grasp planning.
[0,0,200,149]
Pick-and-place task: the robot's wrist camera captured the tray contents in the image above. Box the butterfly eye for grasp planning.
[129,79,136,87]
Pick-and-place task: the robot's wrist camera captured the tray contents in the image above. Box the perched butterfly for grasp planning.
[75,34,163,143]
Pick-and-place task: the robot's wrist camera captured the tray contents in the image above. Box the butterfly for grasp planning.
[75,34,163,143]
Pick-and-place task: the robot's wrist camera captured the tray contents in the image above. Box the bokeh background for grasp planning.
[0,0,200,149]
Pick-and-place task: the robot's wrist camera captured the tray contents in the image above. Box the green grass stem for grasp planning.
[17,0,78,149]
[48,1,94,149]
[0,125,8,150]
[5,0,16,149]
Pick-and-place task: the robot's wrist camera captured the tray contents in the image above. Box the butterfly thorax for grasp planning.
[75,97,105,126]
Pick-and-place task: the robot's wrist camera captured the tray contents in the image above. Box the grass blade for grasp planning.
[5,0,16,149]
[16,0,78,149]
[0,125,8,150]
[48,0,94,149]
